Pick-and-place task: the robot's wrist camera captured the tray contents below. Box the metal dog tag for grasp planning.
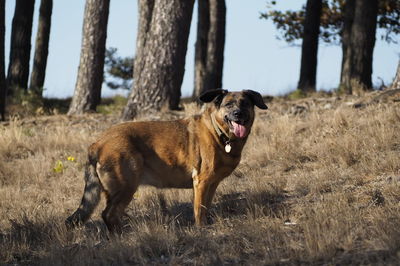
[225,144,231,153]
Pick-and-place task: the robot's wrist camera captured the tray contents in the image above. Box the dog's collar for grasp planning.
[210,113,233,153]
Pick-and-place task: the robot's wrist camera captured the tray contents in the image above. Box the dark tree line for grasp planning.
[64,0,225,119]
[1,0,53,121]
[263,0,399,95]
[69,0,226,119]
[0,0,398,121]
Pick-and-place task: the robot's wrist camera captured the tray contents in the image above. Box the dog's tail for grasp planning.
[65,151,102,228]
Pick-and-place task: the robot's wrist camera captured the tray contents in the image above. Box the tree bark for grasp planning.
[391,60,400,90]
[68,0,110,115]
[339,0,355,95]
[7,0,35,93]
[297,0,322,93]
[193,0,226,101]
[0,0,6,121]
[349,0,378,95]
[340,0,378,95]
[133,0,154,85]
[193,0,210,100]
[121,0,195,120]
[29,0,52,95]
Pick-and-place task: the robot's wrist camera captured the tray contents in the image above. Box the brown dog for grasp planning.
[66,89,268,231]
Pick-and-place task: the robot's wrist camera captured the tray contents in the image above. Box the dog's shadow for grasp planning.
[211,191,288,220]
[80,189,289,234]
[138,190,288,228]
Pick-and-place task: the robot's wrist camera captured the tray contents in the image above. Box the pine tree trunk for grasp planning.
[29,0,52,96]
[133,0,154,85]
[349,0,378,95]
[7,0,35,93]
[339,0,355,94]
[193,0,225,101]
[120,0,154,121]
[340,0,378,95]
[121,0,194,120]
[297,0,322,93]
[193,0,210,100]
[391,60,400,90]
[0,0,6,121]
[68,0,110,115]
[205,0,225,93]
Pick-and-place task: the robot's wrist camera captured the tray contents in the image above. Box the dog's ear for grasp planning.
[243,90,268,109]
[199,89,228,103]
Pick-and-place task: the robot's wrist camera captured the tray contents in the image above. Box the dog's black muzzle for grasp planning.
[225,109,249,125]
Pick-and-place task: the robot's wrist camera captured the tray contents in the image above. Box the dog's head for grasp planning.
[199,89,268,139]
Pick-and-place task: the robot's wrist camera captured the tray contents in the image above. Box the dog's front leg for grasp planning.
[192,176,211,226]
[204,181,219,209]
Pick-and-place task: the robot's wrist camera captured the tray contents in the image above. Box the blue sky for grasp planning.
[4,0,400,98]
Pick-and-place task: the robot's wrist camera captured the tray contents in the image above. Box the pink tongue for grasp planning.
[231,121,247,138]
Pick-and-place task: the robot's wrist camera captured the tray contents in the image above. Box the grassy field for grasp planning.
[0,91,400,265]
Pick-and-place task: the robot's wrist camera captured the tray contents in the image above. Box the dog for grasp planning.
[66,89,268,231]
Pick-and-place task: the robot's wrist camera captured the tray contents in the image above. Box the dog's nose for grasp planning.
[233,110,242,118]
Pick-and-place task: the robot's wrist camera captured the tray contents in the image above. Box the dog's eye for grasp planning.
[224,101,234,107]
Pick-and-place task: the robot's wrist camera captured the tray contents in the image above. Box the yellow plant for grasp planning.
[53,160,64,173]
[67,156,76,162]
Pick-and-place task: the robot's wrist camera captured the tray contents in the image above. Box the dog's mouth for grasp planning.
[225,117,248,138]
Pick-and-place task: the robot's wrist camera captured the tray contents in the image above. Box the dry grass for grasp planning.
[1,92,400,265]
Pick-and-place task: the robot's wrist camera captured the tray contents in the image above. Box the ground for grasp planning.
[0,90,400,265]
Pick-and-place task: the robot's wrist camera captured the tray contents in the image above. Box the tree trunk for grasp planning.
[193,0,210,101]
[349,0,378,95]
[68,0,110,115]
[297,0,322,93]
[193,0,226,101]
[29,0,52,96]
[7,0,35,93]
[340,0,378,95]
[0,0,6,121]
[391,60,400,90]
[121,0,194,120]
[133,0,155,86]
[339,0,355,94]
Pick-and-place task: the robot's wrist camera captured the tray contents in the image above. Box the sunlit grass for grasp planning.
[0,92,400,264]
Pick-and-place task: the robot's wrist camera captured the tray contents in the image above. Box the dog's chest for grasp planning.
[213,151,241,179]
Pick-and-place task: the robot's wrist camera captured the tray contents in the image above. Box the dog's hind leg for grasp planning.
[101,189,135,233]
[98,154,142,233]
